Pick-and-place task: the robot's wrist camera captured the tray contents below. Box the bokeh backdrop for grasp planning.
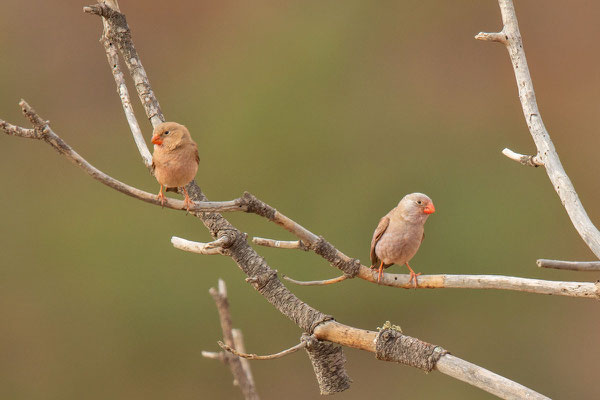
[1,1,599,399]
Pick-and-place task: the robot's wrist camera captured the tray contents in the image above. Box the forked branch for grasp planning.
[477,0,600,260]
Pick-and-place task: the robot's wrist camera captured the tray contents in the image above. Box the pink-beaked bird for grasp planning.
[370,193,435,287]
[151,122,199,211]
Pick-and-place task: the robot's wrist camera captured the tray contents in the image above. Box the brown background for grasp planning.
[1,1,599,399]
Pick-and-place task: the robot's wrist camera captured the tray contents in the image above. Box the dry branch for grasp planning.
[207,280,259,400]
[171,236,231,255]
[219,340,307,361]
[232,329,256,388]
[252,237,308,250]
[537,259,600,272]
[283,274,349,286]
[477,0,600,259]
[2,108,597,304]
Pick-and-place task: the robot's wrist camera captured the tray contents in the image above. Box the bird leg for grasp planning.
[369,261,385,284]
[182,186,193,213]
[157,184,166,208]
[405,263,421,288]
[372,260,384,284]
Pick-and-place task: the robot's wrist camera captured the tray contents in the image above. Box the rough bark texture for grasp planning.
[375,329,447,372]
[312,237,361,278]
[303,334,352,395]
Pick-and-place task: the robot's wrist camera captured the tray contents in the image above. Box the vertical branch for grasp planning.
[208,280,259,400]
[98,1,152,168]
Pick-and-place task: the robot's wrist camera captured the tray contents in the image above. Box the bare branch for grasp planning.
[0,106,243,213]
[537,259,600,272]
[201,351,225,361]
[2,119,595,300]
[474,31,507,44]
[218,340,307,361]
[479,0,600,259]
[313,321,549,400]
[238,194,599,299]
[208,280,259,400]
[232,329,255,387]
[252,237,308,250]
[84,2,164,127]
[99,17,152,168]
[283,274,348,286]
[502,148,543,167]
[0,120,37,138]
[362,271,599,299]
[171,236,231,255]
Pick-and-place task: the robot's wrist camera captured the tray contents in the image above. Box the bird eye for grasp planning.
[417,200,422,205]
[164,131,170,135]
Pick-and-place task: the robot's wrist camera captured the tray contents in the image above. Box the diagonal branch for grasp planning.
[477,0,600,260]
[2,114,596,300]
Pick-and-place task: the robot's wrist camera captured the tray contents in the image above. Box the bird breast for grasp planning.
[375,222,424,266]
[153,146,198,188]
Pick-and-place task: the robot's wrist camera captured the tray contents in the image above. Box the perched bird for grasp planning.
[151,122,199,211]
[370,193,435,287]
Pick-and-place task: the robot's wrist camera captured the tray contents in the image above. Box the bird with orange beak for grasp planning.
[151,122,199,211]
[370,193,435,287]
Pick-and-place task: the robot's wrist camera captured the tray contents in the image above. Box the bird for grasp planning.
[151,122,199,212]
[370,193,435,287]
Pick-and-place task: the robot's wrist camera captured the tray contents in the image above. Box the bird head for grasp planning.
[151,122,192,150]
[398,193,435,221]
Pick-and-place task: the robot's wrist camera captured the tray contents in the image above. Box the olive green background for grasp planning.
[1,1,599,399]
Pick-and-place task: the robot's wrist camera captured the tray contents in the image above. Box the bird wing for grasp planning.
[370,216,390,266]
[194,147,200,165]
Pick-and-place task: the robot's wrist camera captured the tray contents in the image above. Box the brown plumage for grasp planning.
[151,122,199,211]
[370,193,435,287]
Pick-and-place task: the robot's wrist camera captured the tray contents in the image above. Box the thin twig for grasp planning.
[252,237,308,250]
[208,280,259,400]
[537,259,600,272]
[477,0,600,259]
[171,236,230,255]
[218,340,307,360]
[201,351,225,361]
[283,274,348,286]
[501,148,542,167]
[232,329,255,387]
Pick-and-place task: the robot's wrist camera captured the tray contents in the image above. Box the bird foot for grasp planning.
[182,187,193,214]
[157,186,166,208]
[408,271,421,288]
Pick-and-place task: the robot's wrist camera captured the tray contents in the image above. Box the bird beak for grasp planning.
[423,203,435,214]
[151,135,163,145]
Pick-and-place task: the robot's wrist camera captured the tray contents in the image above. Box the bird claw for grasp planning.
[157,186,166,208]
[182,187,193,214]
[408,271,421,288]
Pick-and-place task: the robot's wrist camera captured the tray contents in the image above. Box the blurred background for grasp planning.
[1,1,599,398]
